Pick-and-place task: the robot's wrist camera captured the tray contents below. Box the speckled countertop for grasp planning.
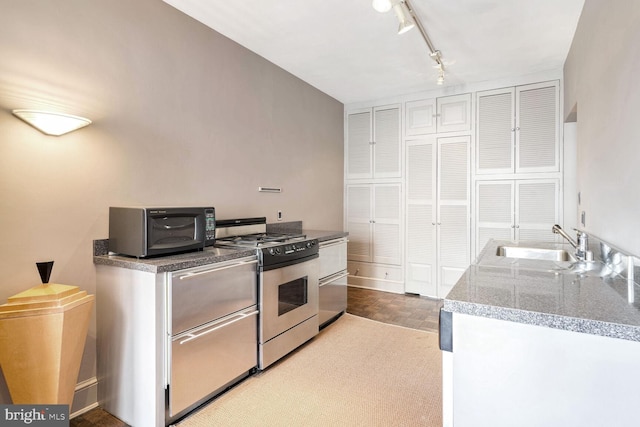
[92,229,347,274]
[444,240,640,342]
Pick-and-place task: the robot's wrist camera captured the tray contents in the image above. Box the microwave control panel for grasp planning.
[205,208,216,244]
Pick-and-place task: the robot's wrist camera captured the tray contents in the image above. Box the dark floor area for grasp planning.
[71,286,442,426]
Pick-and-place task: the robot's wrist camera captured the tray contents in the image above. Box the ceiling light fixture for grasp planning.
[393,2,415,34]
[12,110,92,136]
[372,0,393,13]
[373,0,448,85]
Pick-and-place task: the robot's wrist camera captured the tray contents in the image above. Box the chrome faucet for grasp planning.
[552,224,593,262]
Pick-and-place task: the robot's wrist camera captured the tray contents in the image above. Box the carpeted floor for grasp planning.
[175,314,442,426]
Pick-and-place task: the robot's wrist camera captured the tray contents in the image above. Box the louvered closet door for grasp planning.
[372,184,402,265]
[405,139,437,295]
[346,185,372,262]
[437,136,470,298]
[516,179,559,242]
[476,88,515,174]
[346,110,372,179]
[476,181,515,257]
[373,106,401,178]
[516,82,559,173]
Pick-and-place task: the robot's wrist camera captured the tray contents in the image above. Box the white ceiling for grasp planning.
[163,0,584,104]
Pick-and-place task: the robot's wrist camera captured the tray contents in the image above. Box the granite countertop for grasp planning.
[92,229,347,273]
[303,229,348,242]
[444,239,640,342]
[93,245,257,273]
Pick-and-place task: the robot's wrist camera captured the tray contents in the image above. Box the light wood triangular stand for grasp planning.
[0,283,94,407]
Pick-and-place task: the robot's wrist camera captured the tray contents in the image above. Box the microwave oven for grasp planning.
[108,207,215,257]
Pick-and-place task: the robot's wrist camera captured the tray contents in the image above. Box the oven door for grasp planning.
[260,257,319,343]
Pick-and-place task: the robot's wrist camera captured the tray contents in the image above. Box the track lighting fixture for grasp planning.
[373,0,448,86]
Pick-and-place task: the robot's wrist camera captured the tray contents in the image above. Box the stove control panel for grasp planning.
[262,239,319,269]
[267,240,317,256]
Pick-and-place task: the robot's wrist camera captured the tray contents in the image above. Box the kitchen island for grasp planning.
[441,239,640,427]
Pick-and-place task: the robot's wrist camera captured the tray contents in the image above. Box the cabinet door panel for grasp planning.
[437,94,471,133]
[406,204,435,295]
[438,137,470,297]
[476,181,515,256]
[346,111,372,179]
[405,140,436,294]
[372,223,401,265]
[516,180,559,242]
[516,83,559,172]
[406,99,436,136]
[373,106,401,178]
[373,184,401,265]
[439,138,469,202]
[439,205,470,271]
[346,185,371,262]
[477,89,515,174]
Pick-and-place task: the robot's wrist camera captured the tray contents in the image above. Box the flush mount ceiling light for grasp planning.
[12,109,92,136]
[373,0,448,85]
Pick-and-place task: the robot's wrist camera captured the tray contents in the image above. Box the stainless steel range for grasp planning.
[215,217,319,369]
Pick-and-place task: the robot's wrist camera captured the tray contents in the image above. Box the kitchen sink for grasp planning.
[496,245,577,262]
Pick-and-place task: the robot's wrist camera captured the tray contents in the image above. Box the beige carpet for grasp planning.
[176,314,442,427]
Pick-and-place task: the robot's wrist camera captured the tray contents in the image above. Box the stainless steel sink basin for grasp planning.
[496,245,577,262]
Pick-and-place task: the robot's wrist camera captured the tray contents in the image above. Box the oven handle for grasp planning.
[178,310,259,345]
[178,260,258,280]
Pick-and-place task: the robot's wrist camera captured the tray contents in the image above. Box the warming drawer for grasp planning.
[319,238,348,327]
[170,258,257,335]
[318,238,347,279]
[169,306,258,417]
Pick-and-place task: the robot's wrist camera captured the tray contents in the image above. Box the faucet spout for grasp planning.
[552,224,578,249]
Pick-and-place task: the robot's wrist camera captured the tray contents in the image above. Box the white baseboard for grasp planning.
[70,376,98,419]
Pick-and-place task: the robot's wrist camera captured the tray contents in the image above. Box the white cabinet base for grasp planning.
[444,313,640,427]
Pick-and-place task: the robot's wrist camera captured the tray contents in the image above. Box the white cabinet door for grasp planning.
[476,88,515,174]
[346,183,402,266]
[373,106,401,178]
[346,109,372,179]
[437,94,472,133]
[405,94,471,137]
[516,83,559,173]
[405,136,470,298]
[346,105,400,179]
[406,99,437,136]
[346,185,372,262]
[515,179,559,241]
[405,138,437,295]
[372,184,402,265]
[437,136,470,298]
[475,179,559,257]
[476,81,559,175]
[476,180,515,257]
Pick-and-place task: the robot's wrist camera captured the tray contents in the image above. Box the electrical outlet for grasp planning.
[277,210,283,221]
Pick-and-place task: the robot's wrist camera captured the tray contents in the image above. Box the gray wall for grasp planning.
[564,1,640,256]
[0,0,344,407]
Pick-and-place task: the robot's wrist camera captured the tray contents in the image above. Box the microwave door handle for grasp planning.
[156,223,192,230]
[178,310,259,345]
[178,260,258,280]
